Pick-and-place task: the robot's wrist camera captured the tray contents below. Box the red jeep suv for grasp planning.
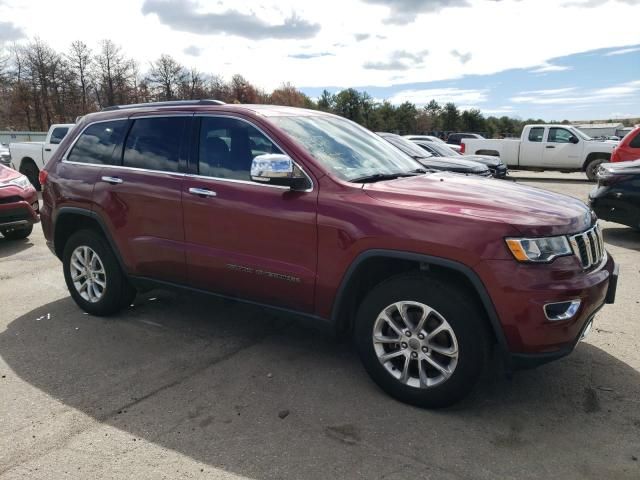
[40,100,618,408]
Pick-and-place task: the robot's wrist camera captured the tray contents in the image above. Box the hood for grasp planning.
[599,159,640,175]
[417,156,488,173]
[0,164,21,182]
[363,172,594,236]
[462,155,503,168]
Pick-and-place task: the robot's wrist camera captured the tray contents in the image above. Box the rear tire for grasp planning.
[354,274,489,408]
[1,224,33,240]
[20,160,40,191]
[63,229,136,316]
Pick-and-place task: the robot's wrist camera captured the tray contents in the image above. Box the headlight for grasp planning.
[0,174,31,190]
[505,236,572,263]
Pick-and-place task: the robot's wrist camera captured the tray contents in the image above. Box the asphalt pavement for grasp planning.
[0,171,638,479]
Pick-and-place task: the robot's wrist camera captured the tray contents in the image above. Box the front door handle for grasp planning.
[44,148,52,152]
[101,176,123,184]
[189,187,217,198]
[546,145,555,149]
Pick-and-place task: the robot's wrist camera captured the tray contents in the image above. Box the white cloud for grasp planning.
[511,80,640,105]
[388,87,488,105]
[605,46,640,56]
[530,62,572,73]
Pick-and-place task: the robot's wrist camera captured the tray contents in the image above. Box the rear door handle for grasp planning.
[189,187,217,198]
[101,176,123,184]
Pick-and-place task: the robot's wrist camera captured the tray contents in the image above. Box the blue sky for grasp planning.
[300,44,640,121]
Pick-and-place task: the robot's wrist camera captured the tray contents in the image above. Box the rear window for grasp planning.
[50,127,69,145]
[629,131,640,148]
[123,117,187,172]
[67,121,127,165]
[528,127,544,142]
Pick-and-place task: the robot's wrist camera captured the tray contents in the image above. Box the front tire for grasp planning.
[585,158,605,182]
[1,224,33,240]
[354,274,489,408]
[63,229,136,316]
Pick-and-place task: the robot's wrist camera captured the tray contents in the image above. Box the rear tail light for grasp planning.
[38,169,48,186]
[460,142,466,154]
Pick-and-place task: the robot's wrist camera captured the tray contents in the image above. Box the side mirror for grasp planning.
[570,136,579,144]
[250,154,309,190]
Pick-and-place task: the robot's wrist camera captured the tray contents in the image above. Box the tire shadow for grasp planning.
[602,226,640,251]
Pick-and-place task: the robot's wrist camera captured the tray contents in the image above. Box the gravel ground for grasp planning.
[0,171,638,480]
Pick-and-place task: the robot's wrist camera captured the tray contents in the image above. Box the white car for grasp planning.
[9,123,73,189]
[461,124,616,181]
[403,135,462,153]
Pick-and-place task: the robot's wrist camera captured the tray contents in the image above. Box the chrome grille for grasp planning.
[569,224,604,269]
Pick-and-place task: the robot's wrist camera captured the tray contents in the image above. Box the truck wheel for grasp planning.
[63,229,136,316]
[585,159,604,182]
[1,225,33,240]
[354,274,489,408]
[20,160,41,191]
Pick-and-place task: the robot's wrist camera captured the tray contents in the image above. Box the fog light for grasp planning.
[544,299,581,321]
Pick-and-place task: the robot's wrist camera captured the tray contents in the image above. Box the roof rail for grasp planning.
[101,99,225,112]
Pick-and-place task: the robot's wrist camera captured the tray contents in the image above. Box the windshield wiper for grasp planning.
[350,170,426,183]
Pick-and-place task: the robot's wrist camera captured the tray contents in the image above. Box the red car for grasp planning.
[40,101,618,408]
[611,126,640,163]
[0,164,39,240]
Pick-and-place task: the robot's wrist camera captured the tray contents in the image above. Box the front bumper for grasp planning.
[0,188,40,230]
[476,251,617,364]
[511,262,618,369]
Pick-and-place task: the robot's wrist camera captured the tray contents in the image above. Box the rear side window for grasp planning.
[50,127,69,145]
[67,120,127,165]
[629,131,640,148]
[528,127,544,142]
[123,117,187,172]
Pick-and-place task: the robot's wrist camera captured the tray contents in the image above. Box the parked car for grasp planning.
[610,126,640,163]
[378,133,491,177]
[461,125,616,181]
[9,123,73,189]
[412,139,508,179]
[404,135,462,152]
[447,132,484,146]
[0,164,39,240]
[40,100,618,408]
[589,160,640,230]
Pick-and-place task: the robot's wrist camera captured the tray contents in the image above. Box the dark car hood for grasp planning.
[417,156,488,173]
[462,155,503,168]
[363,172,594,236]
[600,159,640,174]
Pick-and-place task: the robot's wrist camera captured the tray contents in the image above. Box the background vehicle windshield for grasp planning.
[271,115,423,181]
[427,142,460,157]
[382,134,433,159]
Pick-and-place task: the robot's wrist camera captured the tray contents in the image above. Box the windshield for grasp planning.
[271,115,423,182]
[382,134,433,159]
[427,142,460,157]
[571,127,592,141]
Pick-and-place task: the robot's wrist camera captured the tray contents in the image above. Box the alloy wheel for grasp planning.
[372,301,459,389]
[70,246,107,303]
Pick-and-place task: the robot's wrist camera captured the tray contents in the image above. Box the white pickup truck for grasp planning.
[9,123,73,189]
[461,124,616,181]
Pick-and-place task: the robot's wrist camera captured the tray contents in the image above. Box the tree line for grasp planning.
[0,37,623,138]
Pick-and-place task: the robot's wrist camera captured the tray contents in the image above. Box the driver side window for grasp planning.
[198,117,282,181]
[548,128,576,144]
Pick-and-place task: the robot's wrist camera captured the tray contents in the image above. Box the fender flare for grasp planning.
[330,249,509,354]
[54,207,127,272]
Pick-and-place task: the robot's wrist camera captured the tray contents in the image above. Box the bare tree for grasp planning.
[67,41,92,114]
[148,54,186,101]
